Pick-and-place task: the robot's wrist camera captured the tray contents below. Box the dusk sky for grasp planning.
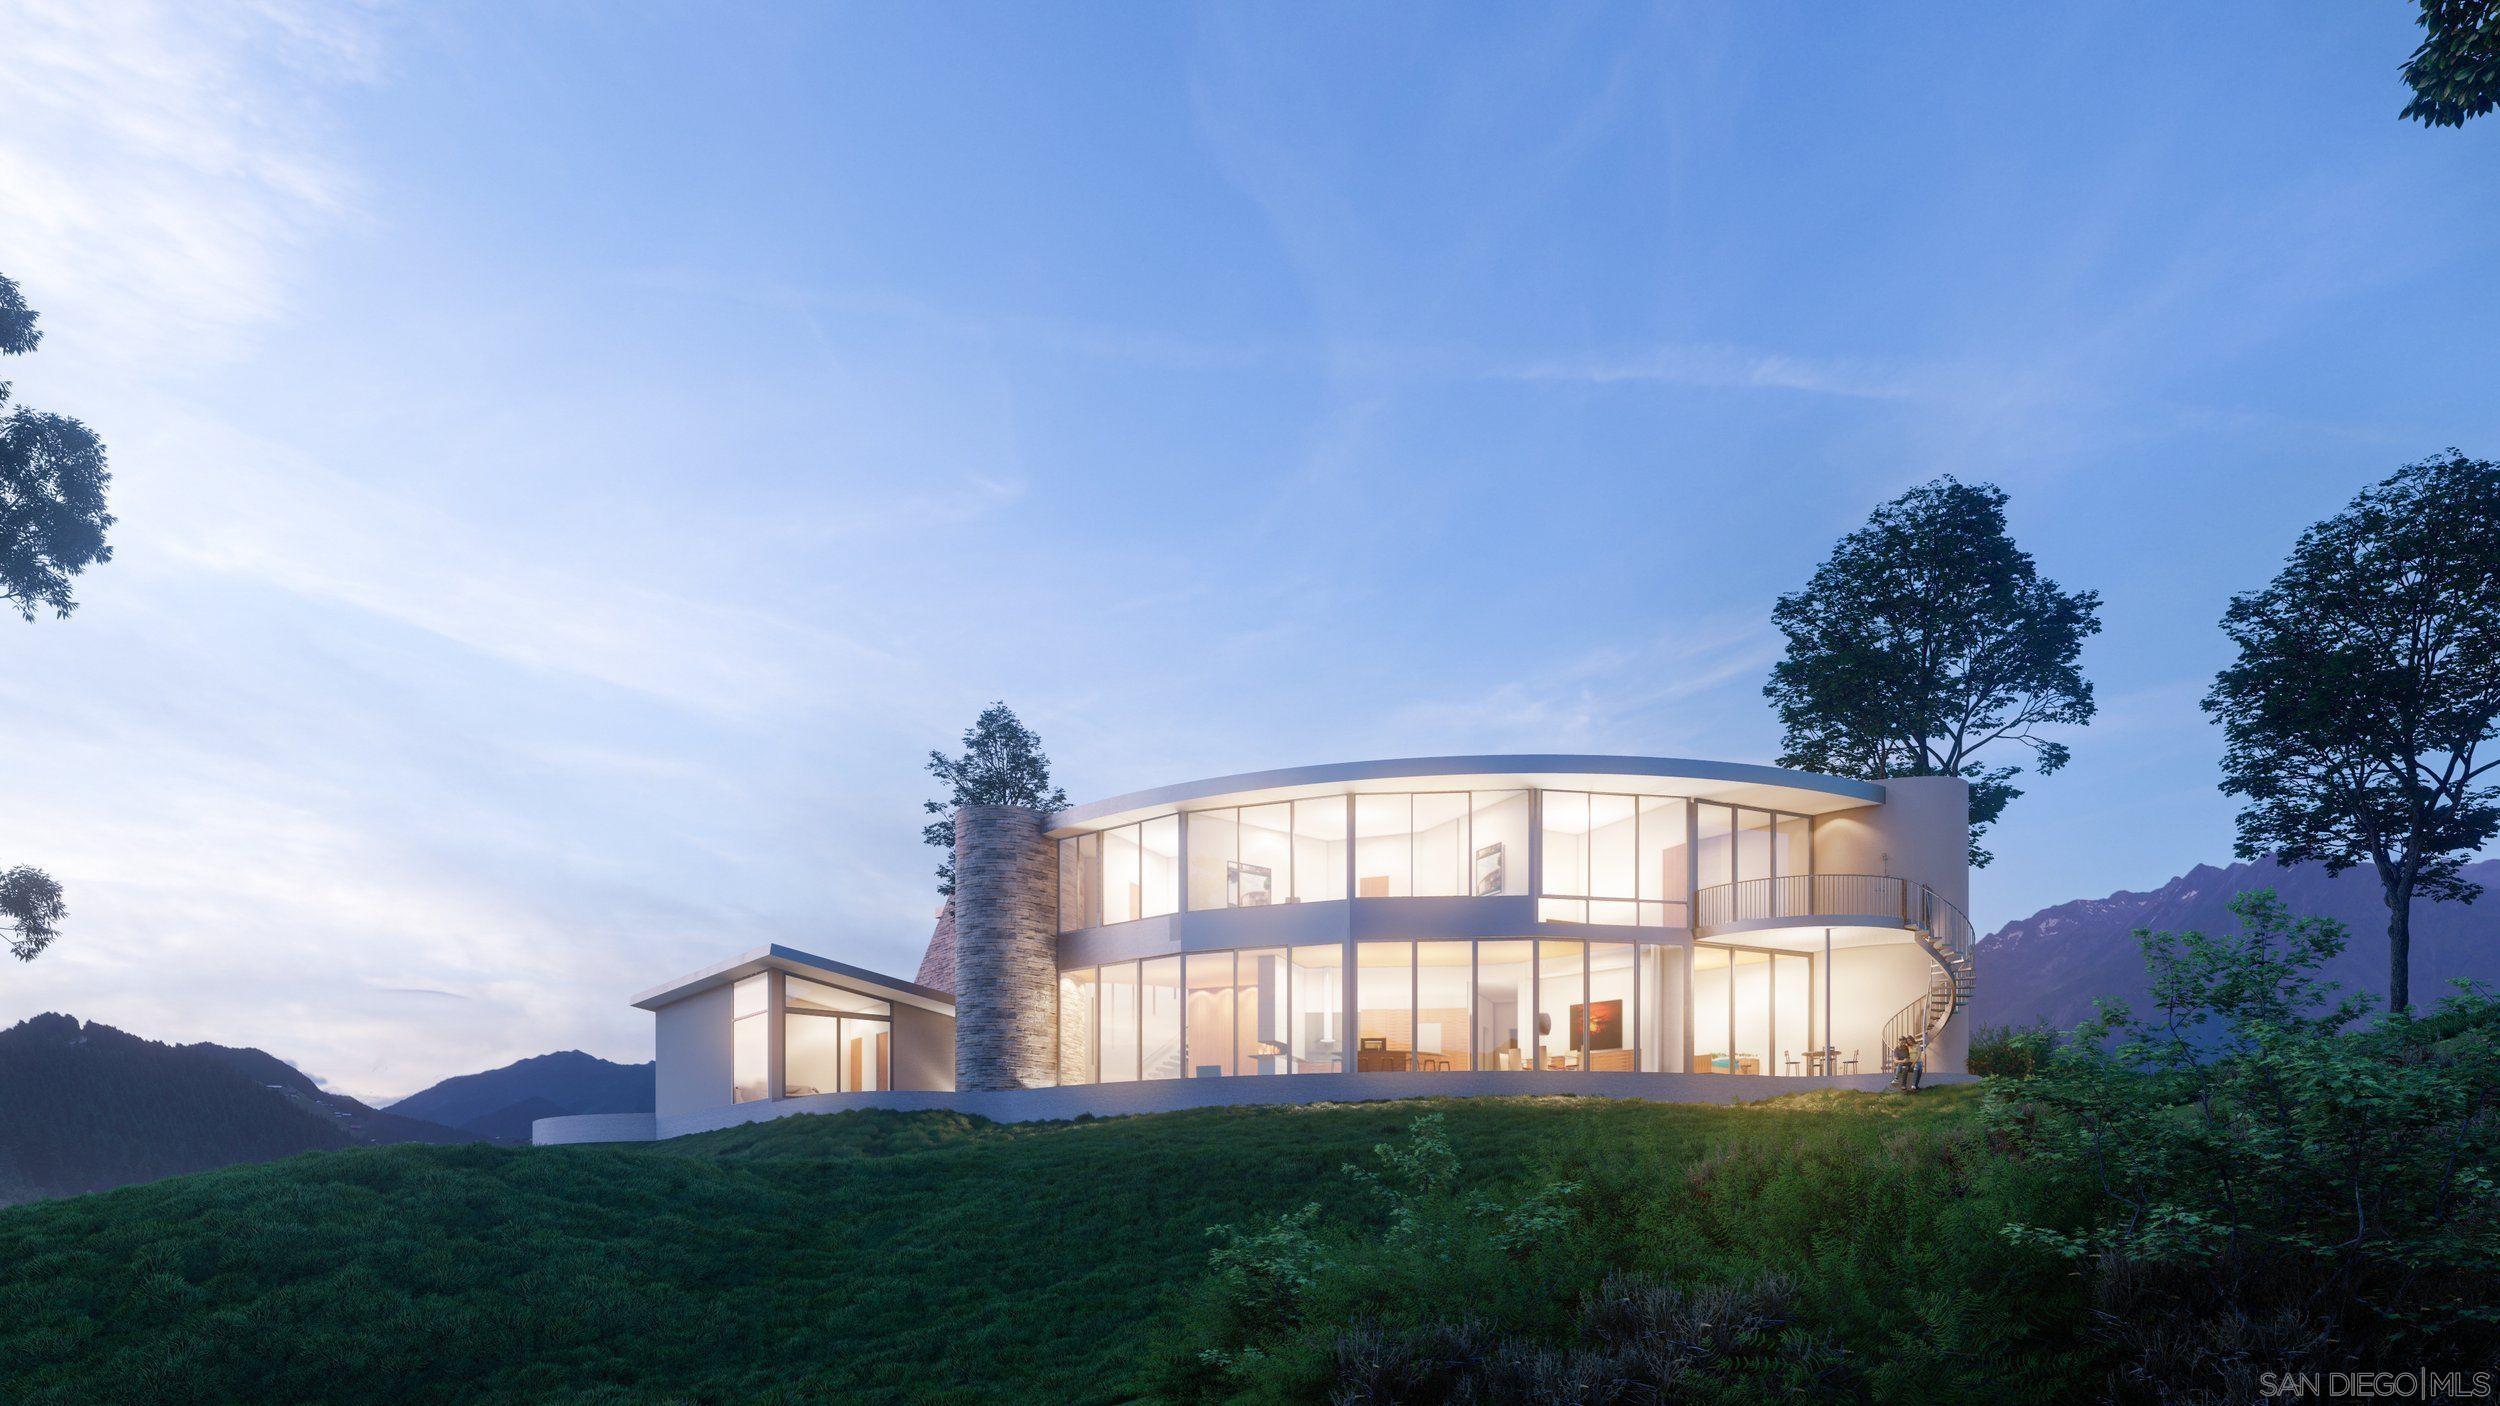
[1,2,2493,1100]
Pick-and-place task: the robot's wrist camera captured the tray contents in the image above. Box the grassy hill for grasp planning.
[0,1087,2077,1405]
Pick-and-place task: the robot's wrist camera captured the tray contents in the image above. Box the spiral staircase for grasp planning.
[1692,873,1974,1069]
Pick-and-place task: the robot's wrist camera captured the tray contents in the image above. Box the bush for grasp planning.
[1988,890,2500,1402]
[1968,1022,2057,1078]
[1168,1100,2093,1405]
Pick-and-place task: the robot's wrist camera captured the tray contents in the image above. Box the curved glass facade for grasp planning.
[1046,773,1949,1085]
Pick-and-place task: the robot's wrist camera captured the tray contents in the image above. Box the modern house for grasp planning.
[535,756,1974,1145]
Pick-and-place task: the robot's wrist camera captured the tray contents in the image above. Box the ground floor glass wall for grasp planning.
[1063,938,1890,1084]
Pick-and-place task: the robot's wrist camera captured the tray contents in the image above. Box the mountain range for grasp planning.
[1973,855,2500,1030]
[0,1017,652,1206]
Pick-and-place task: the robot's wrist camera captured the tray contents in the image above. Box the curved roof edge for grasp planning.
[1049,754,1885,833]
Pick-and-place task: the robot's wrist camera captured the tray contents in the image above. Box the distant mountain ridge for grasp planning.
[1975,856,2500,1031]
[0,1014,483,1206]
[385,1049,652,1139]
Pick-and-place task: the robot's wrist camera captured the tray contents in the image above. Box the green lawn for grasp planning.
[0,1087,2073,1405]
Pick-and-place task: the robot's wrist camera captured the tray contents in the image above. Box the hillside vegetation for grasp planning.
[0,1088,2076,1405]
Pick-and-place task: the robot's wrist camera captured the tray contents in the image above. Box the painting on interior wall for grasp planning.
[1572,999,1623,1051]
[1473,842,1506,897]
[1229,861,1273,907]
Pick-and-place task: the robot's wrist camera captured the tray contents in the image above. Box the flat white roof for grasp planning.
[631,943,955,1016]
[1048,754,1884,835]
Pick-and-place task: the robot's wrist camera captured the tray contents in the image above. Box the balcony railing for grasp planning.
[1693,874,1971,957]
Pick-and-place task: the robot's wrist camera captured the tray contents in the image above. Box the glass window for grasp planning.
[1412,794,1469,897]
[1541,790,1588,902]
[1187,809,1237,912]
[785,977,890,1017]
[1240,804,1292,907]
[1546,791,1685,926]
[1731,949,1771,1075]
[1692,946,1731,1073]
[1537,941,1585,1070]
[1774,952,1813,1072]
[786,1010,888,1096]
[1416,941,1473,1073]
[1638,945,1686,1073]
[1236,948,1288,1075]
[1696,805,1733,893]
[1775,814,1811,880]
[1471,791,1528,896]
[1588,794,1637,901]
[1475,941,1533,1071]
[1099,961,1140,1082]
[1288,943,1342,1072]
[1638,796,1688,927]
[1141,955,1183,1080]
[1353,794,1412,899]
[1140,816,1180,919]
[1292,799,1346,903]
[1587,943,1636,1072]
[1058,968,1097,1085]
[731,973,770,1103]
[1355,942,1413,1073]
[1185,951,1234,1078]
[1736,810,1773,886]
[1101,825,1142,925]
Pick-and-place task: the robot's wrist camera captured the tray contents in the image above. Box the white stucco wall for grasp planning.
[655,984,736,1120]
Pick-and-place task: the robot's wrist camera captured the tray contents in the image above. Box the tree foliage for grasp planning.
[1765,477,2101,866]
[0,272,109,967]
[2203,452,2500,1012]
[2402,0,2500,127]
[921,701,1069,895]
[0,272,114,622]
[1988,891,2500,1397]
[0,867,65,963]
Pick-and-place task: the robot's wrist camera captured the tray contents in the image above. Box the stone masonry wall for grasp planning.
[951,803,1059,1090]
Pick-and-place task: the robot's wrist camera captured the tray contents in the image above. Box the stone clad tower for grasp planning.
[949,803,1058,1090]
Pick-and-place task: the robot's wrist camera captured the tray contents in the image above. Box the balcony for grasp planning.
[1692,874,1972,957]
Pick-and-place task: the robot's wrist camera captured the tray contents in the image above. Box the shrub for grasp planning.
[1988,890,2500,1402]
[1968,1022,2057,1078]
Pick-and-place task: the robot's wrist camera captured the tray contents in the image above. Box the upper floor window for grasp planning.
[1539,791,1689,926]
[1185,798,1346,910]
[1693,803,1811,890]
[1352,791,1528,899]
[1058,815,1179,930]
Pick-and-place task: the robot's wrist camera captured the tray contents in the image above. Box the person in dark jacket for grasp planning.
[1889,1035,1915,1092]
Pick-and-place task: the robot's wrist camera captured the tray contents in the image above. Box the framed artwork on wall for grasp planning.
[1473,841,1506,896]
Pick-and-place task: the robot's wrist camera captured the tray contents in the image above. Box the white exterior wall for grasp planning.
[655,985,736,1120]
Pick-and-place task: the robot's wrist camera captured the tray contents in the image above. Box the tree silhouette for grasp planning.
[2204,452,2500,1012]
[1765,477,2101,866]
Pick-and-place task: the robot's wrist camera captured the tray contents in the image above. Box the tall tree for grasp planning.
[2401,0,2499,127]
[1765,477,2101,866]
[0,272,114,962]
[2203,452,2500,1013]
[922,702,1070,896]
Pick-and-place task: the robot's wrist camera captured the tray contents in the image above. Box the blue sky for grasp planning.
[0,2,2492,1098]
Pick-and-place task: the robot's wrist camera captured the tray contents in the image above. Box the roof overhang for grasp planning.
[1047,754,1884,836]
[631,944,956,1016]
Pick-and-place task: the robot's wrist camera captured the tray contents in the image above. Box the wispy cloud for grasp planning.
[0,0,378,362]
